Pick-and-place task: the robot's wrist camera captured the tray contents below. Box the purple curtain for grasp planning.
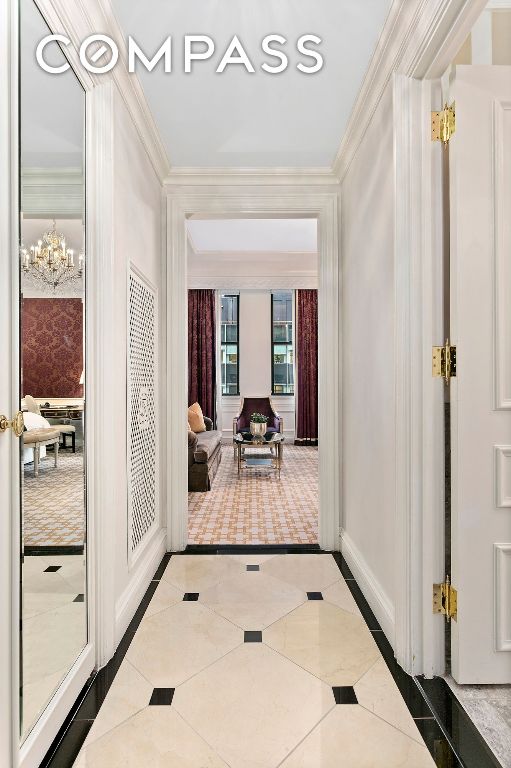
[188,290,216,426]
[296,289,318,445]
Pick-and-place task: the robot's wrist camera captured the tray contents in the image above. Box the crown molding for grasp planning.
[188,275,318,290]
[164,166,339,187]
[332,0,485,181]
[21,167,84,217]
[35,0,170,183]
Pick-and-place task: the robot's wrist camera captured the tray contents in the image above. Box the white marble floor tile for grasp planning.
[355,659,424,743]
[162,554,243,592]
[262,554,342,592]
[322,578,362,617]
[83,661,153,747]
[200,571,306,629]
[73,707,229,768]
[174,643,334,768]
[144,580,183,618]
[127,602,243,686]
[280,706,436,767]
[224,554,278,565]
[265,601,380,685]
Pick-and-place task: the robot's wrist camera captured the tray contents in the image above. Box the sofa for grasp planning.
[188,416,222,491]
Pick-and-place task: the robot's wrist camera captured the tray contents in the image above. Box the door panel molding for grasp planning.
[495,544,511,652]
[492,100,511,410]
[495,446,511,509]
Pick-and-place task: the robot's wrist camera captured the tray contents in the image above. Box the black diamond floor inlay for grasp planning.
[73,594,85,603]
[332,686,358,705]
[246,564,260,571]
[43,565,62,572]
[244,631,262,643]
[182,593,199,601]
[149,688,175,706]
[307,591,323,600]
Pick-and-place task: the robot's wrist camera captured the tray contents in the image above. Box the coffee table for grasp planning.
[233,433,284,478]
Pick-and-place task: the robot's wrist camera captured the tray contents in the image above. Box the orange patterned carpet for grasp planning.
[188,444,318,545]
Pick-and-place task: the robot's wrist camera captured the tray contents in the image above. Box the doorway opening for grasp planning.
[185,217,319,546]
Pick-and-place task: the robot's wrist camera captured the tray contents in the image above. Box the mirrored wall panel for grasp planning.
[19,0,87,740]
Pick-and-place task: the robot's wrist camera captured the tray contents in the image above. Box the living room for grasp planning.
[186,217,319,546]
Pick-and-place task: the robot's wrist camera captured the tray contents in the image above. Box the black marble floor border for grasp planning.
[39,548,502,768]
[331,553,503,768]
[24,545,84,557]
[38,553,172,768]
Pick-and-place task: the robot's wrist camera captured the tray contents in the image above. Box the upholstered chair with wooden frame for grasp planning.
[232,396,283,457]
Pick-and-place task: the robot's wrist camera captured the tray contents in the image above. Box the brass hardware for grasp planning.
[0,411,25,437]
[433,340,456,384]
[432,103,456,145]
[433,576,457,622]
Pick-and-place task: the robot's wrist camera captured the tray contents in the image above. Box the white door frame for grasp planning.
[389,0,489,677]
[165,188,340,552]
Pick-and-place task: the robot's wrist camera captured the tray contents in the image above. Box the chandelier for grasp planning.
[20,220,84,290]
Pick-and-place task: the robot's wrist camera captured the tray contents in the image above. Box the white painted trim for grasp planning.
[165,167,338,186]
[494,544,511,652]
[166,189,340,552]
[87,81,116,669]
[115,528,166,643]
[0,2,19,766]
[494,446,511,509]
[19,645,94,768]
[21,167,84,217]
[341,531,396,642]
[189,276,318,290]
[492,100,511,411]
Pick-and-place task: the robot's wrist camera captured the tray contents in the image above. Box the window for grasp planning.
[220,294,239,395]
[271,291,294,395]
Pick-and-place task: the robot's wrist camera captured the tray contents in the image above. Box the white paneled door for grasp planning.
[449,65,511,683]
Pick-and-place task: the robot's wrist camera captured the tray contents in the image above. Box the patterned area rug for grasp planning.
[23,450,85,547]
[188,444,318,544]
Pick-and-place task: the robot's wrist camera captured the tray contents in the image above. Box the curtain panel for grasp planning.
[295,289,318,445]
[188,289,216,426]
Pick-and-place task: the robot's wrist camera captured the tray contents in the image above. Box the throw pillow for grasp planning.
[23,411,51,430]
[188,402,206,433]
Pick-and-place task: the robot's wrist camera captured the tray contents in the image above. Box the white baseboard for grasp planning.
[114,527,167,645]
[340,530,395,644]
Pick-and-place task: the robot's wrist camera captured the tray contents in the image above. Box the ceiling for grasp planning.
[20,0,84,169]
[186,218,317,253]
[110,0,392,168]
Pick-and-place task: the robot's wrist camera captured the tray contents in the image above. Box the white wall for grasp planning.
[219,290,296,441]
[110,87,165,646]
[341,81,396,640]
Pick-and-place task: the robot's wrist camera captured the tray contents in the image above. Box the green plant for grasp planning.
[250,412,268,423]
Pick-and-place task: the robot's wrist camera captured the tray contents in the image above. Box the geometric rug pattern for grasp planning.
[188,444,318,545]
[23,449,85,547]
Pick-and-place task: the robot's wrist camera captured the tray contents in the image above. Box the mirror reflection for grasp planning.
[19,0,87,740]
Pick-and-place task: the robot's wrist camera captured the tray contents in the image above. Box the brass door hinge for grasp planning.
[433,576,457,622]
[433,340,456,384]
[432,103,456,145]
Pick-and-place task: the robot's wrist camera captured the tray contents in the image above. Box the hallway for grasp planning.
[71,554,435,767]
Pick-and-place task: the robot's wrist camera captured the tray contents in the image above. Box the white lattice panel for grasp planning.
[128,268,157,556]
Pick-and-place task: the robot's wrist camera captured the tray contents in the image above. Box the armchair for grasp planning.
[233,397,283,438]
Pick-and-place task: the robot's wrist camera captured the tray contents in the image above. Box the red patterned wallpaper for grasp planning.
[22,298,84,398]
